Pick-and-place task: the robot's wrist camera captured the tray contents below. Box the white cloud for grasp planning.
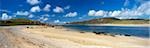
[1,13,12,20]
[27,0,40,5]
[88,10,96,16]
[28,14,34,18]
[88,1,150,19]
[30,6,41,12]
[145,8,150,15]
[0,10,11,13]
[39,17,44,20]
[137,1,150,15]
[119,9,142,16]
[65,12,77,17]
[53,6,64,13]
[54,20,60,23]
[39,17,48,22]
[39,17,44,21]
[42,14,49,17]
[43,18,48,21]
[51,14,55,17]
[43,4,51,12]
[95,10,106,16]
[88,10,106,16]
[109,11,121,17]
[38,14,49,22]
[62,22,67,24]
[64,6,70,9]
[16,11,29,16]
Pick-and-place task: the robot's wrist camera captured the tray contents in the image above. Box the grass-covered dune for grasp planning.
[0,18,45,26]
[69,17,150,24]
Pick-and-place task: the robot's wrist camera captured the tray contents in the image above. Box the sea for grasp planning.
[63,24,150,38]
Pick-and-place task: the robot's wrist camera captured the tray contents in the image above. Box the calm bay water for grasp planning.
[63,25,150,38]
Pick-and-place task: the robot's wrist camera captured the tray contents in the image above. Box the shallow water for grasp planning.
[63,25,150,38]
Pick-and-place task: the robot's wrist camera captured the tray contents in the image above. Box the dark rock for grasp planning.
[124,34,131,36]
[51,26,55,27]
[110,34,115,37]
[80,31,85,33]
[27,27,29,28]
[93,31,97,33]
[103,33,107,35]
[93,31,109,35]
[100,32,105,34]
[93,31,101,34]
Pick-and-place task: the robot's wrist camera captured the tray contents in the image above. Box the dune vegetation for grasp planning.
[0,18,45,26]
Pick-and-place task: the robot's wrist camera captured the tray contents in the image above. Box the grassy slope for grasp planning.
[70,18,150,24]
[0,18,45,26]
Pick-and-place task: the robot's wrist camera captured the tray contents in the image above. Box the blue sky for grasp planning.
[0,0,150,24]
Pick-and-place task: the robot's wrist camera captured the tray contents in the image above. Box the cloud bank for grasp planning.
[27,0,40,5]
[16,11,29,16]
[65,12,77,17]
[53,6,64,13]
[1,13,12,20]
[88,1,150,19]
[30,6,41,12]
[43,4,51,12]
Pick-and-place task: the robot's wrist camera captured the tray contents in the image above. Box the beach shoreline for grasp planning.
[0,25,150,48]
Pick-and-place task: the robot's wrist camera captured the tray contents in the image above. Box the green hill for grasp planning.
[69,17,150,24]
[0,18,45,26]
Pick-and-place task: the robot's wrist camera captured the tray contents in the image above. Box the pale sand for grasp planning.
[21,25,150,48]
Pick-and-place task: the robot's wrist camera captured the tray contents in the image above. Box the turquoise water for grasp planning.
[63,25,150,38]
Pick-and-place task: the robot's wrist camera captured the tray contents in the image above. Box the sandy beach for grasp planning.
[0,25,149,48]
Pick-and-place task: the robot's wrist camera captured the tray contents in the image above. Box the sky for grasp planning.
[0,0,150,24]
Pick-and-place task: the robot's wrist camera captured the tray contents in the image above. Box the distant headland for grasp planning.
[68,17,150,24]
